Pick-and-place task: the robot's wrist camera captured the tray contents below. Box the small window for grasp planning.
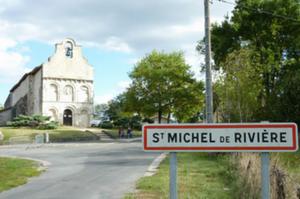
[65,41,73,58]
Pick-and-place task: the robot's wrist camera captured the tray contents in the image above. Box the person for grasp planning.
[118,127,122,138]
[127,127,133,138]
[120,127,125,138]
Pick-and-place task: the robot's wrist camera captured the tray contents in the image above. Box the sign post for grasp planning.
[170,152,177,199]
[261,152,270,199]
[143,123,298,199]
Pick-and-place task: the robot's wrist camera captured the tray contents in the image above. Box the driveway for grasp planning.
[0,142,159,199]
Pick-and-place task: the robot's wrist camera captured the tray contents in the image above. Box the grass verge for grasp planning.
[103,129,142,139]
[0,126,98,144]
[276,150,300,183]
[0,157,42,192]
[125,153,237,199]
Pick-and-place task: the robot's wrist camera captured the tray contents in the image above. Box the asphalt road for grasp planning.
[0,142,159,199]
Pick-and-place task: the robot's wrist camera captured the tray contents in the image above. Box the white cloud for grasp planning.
[94,94,114,104]
[0,37,31,84]
[0,0,233,55]
[117,80,131,90]
[102,37,133,53]
[94,80,132,104]
[128,57,140,65]
[0,0,234,101]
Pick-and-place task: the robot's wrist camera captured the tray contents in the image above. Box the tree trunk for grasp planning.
[158,110,162,124]
[167,112,171,123]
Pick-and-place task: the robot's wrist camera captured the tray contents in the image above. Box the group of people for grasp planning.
[118,127,133,138]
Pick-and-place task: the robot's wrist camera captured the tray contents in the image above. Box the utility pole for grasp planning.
[204,0,214,123]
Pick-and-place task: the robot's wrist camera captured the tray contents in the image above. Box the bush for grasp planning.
[99,121,113,129]
[38,121,59,130]
[8,115,58,129]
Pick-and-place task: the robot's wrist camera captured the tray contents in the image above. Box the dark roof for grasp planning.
[0,107,12,113]
[10,65,42,92]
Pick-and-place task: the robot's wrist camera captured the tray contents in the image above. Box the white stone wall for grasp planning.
[0,38,94,127]
[0,109,12,126]
[28,69,42,115]
[33,69,42,114]
[41,38,94,127]
[42,77,94,127]
[11,77,29,106]
[43,38,93,81]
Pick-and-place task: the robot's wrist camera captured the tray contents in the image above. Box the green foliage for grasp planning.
[93,103,109,120]
[99,121,114,129]
[125,50,205,123]
[102,51,204,125]
[49,130,98,142]
[0,104,3,111]
[199,0,300,124]
[38,121,59,130]
[214,48,263,122]
[8,115,58,129]
[105,94,128,122]
[103,129,142,139]
[102,92,144,129]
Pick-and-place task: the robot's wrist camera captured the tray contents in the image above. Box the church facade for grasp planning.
[0,38,94,127]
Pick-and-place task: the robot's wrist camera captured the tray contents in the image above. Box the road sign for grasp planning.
[143,123,298,152]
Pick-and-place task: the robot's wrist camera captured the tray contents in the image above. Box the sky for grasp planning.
[0,0,234,105]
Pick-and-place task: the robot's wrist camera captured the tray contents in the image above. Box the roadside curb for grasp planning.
[144,152,168,177]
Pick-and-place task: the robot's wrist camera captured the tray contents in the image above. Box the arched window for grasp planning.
[64,85,74,102]
[49,84,58,101]
[79,86,89,102]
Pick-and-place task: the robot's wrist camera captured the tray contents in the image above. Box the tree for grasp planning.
[126,50,204,123]
[93,103,109,120]
[104,94,142,129]
[197,0,300,123]
[214,48,263,122]
[0,104,3,111]
[105,94,127,122]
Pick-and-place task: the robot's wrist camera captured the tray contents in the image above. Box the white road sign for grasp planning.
[143,123,298,152]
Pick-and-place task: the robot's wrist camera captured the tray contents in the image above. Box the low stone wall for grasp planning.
[0,108,12,126]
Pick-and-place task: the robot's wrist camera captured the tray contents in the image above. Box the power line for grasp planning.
[215,0,300,23]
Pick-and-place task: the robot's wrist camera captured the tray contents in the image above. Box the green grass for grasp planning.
[103,128,142,139]
[126,153,237,199]
[0,126,99,144]
[49,129,98,142]
[0,157,42,192]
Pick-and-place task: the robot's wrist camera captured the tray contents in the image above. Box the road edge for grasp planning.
[0,155,51,171]
[144,152,168,177]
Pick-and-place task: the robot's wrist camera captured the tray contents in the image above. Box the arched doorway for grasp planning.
[63,109,73,126]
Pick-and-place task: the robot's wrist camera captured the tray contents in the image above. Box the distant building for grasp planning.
[0,38,94,127]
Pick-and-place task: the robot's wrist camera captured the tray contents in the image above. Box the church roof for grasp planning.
[10,65,42,92]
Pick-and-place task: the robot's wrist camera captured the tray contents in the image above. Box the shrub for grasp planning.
[100,121,113,129]
[8,115,58,129]
[38,121,59,130]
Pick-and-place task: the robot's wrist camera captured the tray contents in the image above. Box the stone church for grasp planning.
[0,38,94,127]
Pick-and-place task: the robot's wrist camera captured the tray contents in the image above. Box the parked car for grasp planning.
[90,120,101,127]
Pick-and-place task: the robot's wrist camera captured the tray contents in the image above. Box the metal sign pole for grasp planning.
[261,152,270,199]
[170,152,177,199]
